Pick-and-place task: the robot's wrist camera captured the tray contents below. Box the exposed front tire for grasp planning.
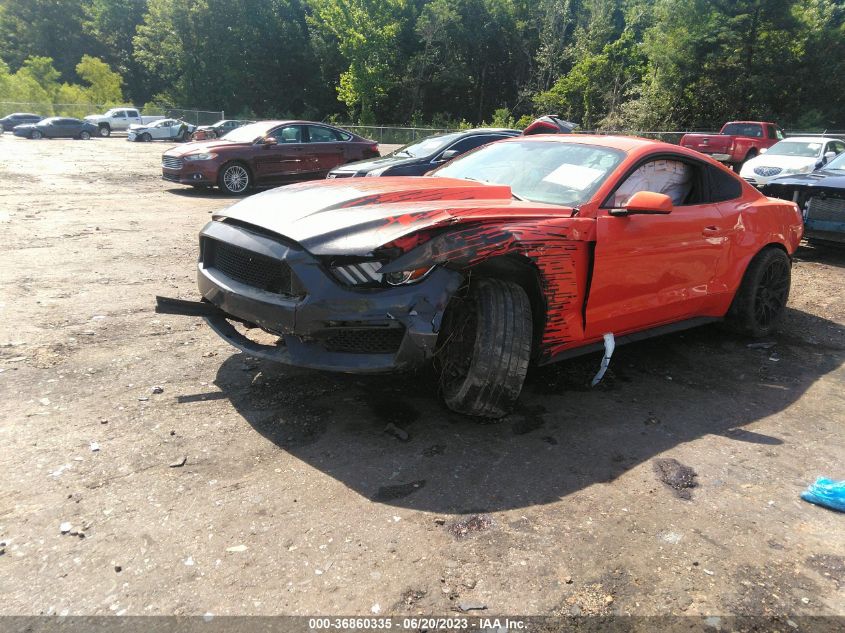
[79,130,91,140]
[436,278,532,418]
[98,125,111,137]
[724,247,791,338]
[30,130,43,140]
[141,132,152,142]
[217,162,251,195]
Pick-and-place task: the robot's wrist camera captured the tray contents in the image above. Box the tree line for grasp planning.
[1,0,843,130]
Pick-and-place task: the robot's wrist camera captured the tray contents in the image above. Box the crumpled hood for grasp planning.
[213,177,572,255]
[766,169,845,189]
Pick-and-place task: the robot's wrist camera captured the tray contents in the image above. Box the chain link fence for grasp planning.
[0,102,224,126]
[3,104,842,143]
[337,125,455,145]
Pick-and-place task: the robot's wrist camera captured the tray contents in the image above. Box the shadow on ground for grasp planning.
[795,242,845,267]
[203,309,844,513]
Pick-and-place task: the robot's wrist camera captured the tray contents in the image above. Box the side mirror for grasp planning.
[759,147,768,154]
[437,149,460,162]
[262,137,277,146]
[824,151,836,162]
[610,191,674,217]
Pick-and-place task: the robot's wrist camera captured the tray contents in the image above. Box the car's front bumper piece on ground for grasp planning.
[156,220,464,373]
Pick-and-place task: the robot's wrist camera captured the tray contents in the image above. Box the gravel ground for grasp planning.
[0,134,843,619]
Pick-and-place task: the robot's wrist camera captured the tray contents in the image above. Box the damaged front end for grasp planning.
[157,219,463,373]
[764,179,845,244]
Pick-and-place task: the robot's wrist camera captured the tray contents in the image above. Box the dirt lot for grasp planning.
[0,134,843,620]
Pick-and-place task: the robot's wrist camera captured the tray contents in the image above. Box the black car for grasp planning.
[326,128,519,178]
[1,112,43,132]
[13,117,99,140]
[763,151,845,245]
[191,119,252,140]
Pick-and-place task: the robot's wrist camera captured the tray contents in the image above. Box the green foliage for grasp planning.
[307,0,412,122]
[76,55,123,105]
[1,0,845,129]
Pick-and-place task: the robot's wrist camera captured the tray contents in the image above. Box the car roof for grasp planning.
[460,128,521,134]
[504,133,665,152]
[726,121,778,125]
[779,136,843,143]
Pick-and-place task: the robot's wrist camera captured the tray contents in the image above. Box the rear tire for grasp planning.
[217,162,251,195]
[436,278,532,418]
[724,247,791,338]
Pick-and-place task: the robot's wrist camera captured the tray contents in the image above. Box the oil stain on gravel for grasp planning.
[450,514,494,538]
[653,458,698,500]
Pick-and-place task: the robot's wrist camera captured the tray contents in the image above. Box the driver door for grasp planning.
[252,125,305,184]
[584,157,731,338]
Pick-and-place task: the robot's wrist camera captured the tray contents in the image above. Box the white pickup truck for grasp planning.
[84,108,164,137]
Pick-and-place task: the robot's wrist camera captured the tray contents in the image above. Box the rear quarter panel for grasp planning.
[713,195,803,311]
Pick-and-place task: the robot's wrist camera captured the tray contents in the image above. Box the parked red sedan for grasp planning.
[162,121,379,194]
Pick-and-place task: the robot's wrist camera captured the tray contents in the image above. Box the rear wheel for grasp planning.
[734,150,758,172]
[218,162,251,195]
[724,247,791,338]
[436,278,532,418]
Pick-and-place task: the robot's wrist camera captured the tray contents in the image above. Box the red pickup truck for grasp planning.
[680,121,784,169]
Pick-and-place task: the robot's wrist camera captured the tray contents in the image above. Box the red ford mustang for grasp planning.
[157,135,803,417]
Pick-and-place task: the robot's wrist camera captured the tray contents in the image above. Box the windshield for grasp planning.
[393,132,463,158]
[435,140,625,206]
[219,121,275,143]
[765,141,822,158]
[825,152,845,170]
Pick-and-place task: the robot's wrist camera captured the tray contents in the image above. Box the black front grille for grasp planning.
[806,196,845,222]
[207,240,294,295]
[162,172,180,182]
[322,327,405,354]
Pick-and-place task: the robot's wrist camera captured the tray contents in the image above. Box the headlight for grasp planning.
[184,152,216,161]
[330,260,435,286]
[384,267,435,285]
[365,165,391,177]
[781,164,813,175]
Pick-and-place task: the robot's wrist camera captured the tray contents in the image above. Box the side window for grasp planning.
[271,125,302,143]
[766,125,779,139]
[127,110,139,118]
[441,135,499,157]
[607,157,742,208]
[775,128,784,140]
[307,125,340,142]
[609,159,693,207]
[832,141,845,155]
[114,110,126,118]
